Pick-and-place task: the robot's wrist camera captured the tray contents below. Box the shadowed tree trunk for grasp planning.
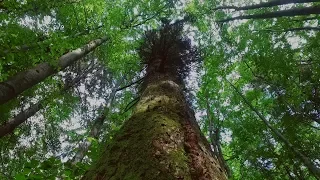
[82,21,227,180]
[218,6,320,23]
[212,0,318,11]
[0,36,108,105]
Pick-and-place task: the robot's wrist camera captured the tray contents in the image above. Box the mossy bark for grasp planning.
[82,57,228,179]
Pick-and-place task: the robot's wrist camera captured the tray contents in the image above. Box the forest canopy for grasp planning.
[0,0,319,179]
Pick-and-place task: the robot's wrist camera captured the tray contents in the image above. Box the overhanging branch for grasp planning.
[217,6,320,23]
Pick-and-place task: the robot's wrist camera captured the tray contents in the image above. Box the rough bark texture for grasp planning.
[82,58,227,179]
[0,36,108,105]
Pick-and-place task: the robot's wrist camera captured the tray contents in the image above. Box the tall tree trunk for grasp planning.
[0,36,108,105]
[217,6,320,23]
[0,63,93,138]
[212,0,318,11]
[82,22,227,179]
[82,62,227,180]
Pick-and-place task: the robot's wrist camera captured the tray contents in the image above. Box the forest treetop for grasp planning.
[0,0,319,179]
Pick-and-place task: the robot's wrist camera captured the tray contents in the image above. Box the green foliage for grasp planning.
[0,0,319,179]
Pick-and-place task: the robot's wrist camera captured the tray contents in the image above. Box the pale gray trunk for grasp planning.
[0,36,108,105]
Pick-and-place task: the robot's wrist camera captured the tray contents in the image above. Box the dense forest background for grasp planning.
[0,0,319,179]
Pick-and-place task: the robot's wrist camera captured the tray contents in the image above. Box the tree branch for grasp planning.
[123,96,140,113]
[255,26,320,32]
[212,0,318,11]
[116,77,144,92]
[225,78,320,178]
[217,6,320,23]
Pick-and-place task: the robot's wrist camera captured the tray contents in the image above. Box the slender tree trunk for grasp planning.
[0,36,108,105]
[82,22,227,179]
[205,97,231,178]
[212,0,318,11]
[226,79,320,178]
[0,102,42,138]
[0,64,92,138]
[71,80,119,164]
[218,6,320,23]
[71,111,106,164]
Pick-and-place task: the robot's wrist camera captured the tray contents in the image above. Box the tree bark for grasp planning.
[0,36,108,105]
[217,6,320,23]
[82,23,227,179]
[0,65,92,138]
[226,78,320,178]
[212,0,318,11]
[82,63,227,179]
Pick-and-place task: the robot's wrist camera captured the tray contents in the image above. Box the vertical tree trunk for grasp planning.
[82,62,227,179]
[82,20,227,178]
